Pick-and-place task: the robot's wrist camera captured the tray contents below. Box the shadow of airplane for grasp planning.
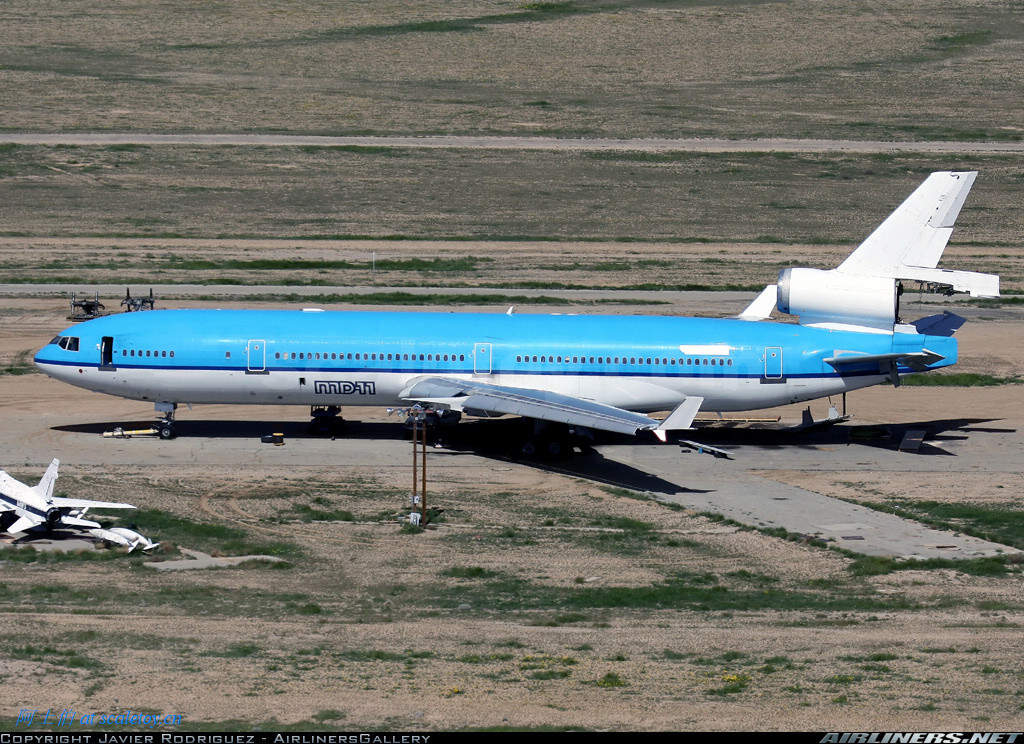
[685,417,1011,457]
[53,417,1011,485]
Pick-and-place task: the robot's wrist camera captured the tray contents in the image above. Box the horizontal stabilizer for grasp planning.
[825,349,944,372]
[6,515,38,534]
[911,311,966,337]
[60,515,102,529]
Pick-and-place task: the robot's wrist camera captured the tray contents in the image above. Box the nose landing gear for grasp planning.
[155,401,177,440]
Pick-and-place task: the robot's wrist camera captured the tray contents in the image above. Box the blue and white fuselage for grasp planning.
[34,308,956,412]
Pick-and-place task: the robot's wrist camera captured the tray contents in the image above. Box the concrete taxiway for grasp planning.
[1,368,1019,561]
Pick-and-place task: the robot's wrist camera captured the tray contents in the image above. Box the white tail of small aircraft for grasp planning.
[742,171,998,333]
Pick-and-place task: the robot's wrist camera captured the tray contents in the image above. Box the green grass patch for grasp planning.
[844,499,1024,551]
[8,645,103,670]
[203,642,261,658]
[443,566,500,579]
[928,30,993,52]
[0,350,38,376]
[158,256,490,273]
[434,568,927,616]
[188,291,662,307]
[288,503,354,522]
[129,509,304,559]
[595,672,626,688]
[706,673,750,696]
[901,373,1021,387]
[848,555,1011,577]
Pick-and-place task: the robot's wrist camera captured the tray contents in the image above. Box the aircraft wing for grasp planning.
[50,497,136,510]
[400,376,702,439]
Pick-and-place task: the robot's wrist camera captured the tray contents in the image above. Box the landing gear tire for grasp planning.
[519,439,538,458]
[158,423,176,440]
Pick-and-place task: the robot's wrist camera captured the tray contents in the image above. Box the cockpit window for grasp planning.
[50,335,62,345]
[57,336,80,352]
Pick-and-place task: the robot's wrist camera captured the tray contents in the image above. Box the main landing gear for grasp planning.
[516,421,590,461]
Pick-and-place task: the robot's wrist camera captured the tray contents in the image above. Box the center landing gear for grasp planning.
[309,405,345,437]
[155,401,177,440]
[516,421,575,461]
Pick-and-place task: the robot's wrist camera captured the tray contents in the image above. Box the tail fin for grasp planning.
[837,171,998,297]
[32,458,59,503]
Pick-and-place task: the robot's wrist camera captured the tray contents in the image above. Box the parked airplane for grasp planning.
[0,458,159,551]
[34,172,998,454]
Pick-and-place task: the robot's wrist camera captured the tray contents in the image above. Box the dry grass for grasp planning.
[0,1,1022,140]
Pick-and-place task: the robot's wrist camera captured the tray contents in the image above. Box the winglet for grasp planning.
[32,458,60,503]
[653,396,704,442]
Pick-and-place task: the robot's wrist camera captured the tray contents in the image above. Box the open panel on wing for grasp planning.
[399,376,702,441]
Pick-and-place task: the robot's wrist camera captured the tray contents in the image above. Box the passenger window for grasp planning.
[727,359,733,366]
[170,351,174,358]
[162,351,167,357]
[122,350,127,357]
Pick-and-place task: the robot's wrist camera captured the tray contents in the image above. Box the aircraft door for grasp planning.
[764,346,783,379]
[99,336,115,370]
[246,339,266,373]
[473,342,492,375]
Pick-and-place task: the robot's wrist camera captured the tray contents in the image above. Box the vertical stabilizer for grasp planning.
[838,171,976,275]
[32,458,60,503]
[834,171,997,297]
